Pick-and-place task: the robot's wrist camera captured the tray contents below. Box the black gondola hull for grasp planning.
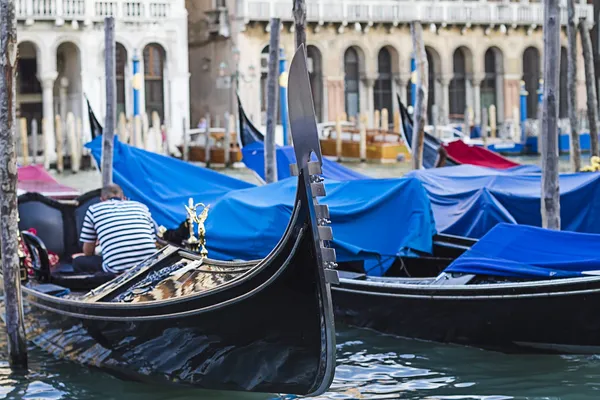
[332,276,600,354]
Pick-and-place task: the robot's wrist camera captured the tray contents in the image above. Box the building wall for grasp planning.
[234,22,587,128]
[17,3,190,160]
[187,0,240,128]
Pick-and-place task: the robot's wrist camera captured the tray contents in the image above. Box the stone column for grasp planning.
[362,76,376,127]
[59,77,69,123]
[326,77,344,122]
[472,73,485,125]
[441,75,451,124]
[40,72,58,164]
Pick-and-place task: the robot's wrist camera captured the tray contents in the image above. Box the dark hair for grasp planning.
[101,184,124,199]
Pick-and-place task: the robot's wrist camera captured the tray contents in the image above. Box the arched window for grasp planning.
[449,48,467,117]
[481,49,497,114]
[143,43,165,121]
[523,47,540,118]
[307,45,323,122]
[344,47,360,118]
[374,48,393,126]
[116,43,127,117]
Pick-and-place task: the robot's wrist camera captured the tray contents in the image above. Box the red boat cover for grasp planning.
[17,165,80,199]
[442,140,520,170]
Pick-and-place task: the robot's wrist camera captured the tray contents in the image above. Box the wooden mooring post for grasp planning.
[292,0,306,50]
[204,113,211,167]
[224,112,231,167]
[541,0,561,230]
[31,119,38,165]
[102,16,116,186]
[567,0,581,171]
[265,18,280,183]
[579,17,598,158]
[335,114,342,161]
[182,117,189,161]
[410,21,428,170]
[0,0,28,368]
[359,113,367,162]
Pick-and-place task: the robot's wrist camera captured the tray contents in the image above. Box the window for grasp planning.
[344,47,360,118]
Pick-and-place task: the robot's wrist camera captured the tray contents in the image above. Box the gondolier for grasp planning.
[74,183,158,274]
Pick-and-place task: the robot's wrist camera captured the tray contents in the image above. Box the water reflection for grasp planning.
[2,323,600,399]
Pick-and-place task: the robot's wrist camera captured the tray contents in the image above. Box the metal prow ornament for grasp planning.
[183,198,210,258]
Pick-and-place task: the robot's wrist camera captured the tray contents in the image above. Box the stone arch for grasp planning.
[374,45,397,125]
[522,46,541,118]
[482,46,505,123]
[55,41,82,122]
[17,41,43,126]
[116,43,128,117]
[449,46,474,118]
[143,42,166,122]
[343,45,365,118]
[307,44,324,122]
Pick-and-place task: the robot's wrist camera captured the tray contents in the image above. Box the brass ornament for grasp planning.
[183,198,210,258]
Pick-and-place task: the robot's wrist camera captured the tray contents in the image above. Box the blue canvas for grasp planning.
[406,165,600,238]
[241,141,369,181]
[86,136,254,228]
[445,223,600,278]
[87,136,436,275]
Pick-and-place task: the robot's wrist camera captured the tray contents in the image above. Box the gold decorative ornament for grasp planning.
[183,198,210,258]
[580,156,600,172]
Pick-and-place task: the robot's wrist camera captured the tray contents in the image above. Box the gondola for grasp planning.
[11,46,338,396]
[241,56,600,355]
[396,95,460,169]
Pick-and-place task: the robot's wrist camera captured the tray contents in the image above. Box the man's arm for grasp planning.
[80,209,98,256]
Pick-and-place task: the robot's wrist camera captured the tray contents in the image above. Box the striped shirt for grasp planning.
[79,199,158,273]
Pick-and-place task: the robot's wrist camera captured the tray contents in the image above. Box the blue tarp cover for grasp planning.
[445,223,600,278]
[241,141,368,181]
[406,165,600,238]
[202,176,435,268]
[86,136,254,228]
[87,137,436,274]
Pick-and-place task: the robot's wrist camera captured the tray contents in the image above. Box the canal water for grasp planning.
[4,155,598,399]
[1,321,600,399]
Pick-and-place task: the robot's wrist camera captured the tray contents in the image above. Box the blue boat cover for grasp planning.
[406,164,600,238]
[201,176,436,268]
[86,136,436,274]
[241,141,369,181]
[445,223,600,278]
[86,136,254,228]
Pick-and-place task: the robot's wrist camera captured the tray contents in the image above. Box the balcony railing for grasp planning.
[16,0,172,22]
[240,0,594,26]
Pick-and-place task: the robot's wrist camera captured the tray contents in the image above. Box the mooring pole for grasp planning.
[265,18,280,184]
[0,0,28,369]
[541,0,561,230]
[566,0,581,172]
[102,16,116,186]
[410,21,428,170]
[292,0,306,51]
[579,17,599,158]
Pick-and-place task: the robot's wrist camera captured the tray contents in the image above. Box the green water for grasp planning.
[2,322,600,399]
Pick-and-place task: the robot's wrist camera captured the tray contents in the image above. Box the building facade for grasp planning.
[189,0,594,132]
[16,0,190,159]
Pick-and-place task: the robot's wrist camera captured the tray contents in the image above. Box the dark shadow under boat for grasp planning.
[10,46,338,396]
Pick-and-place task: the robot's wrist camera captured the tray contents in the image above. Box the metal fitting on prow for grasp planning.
[291,160,339,285]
